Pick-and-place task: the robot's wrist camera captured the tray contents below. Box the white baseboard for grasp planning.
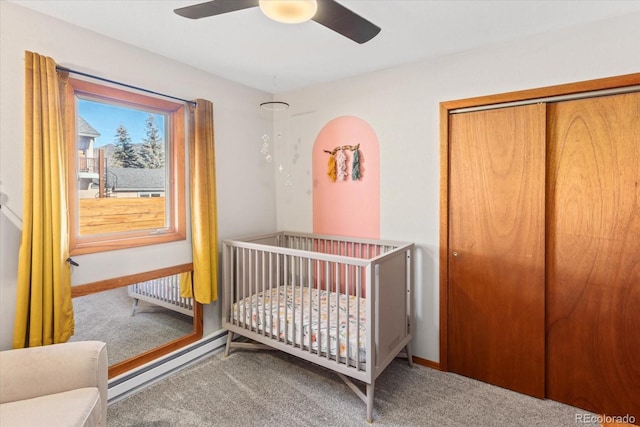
[107,330,228,403]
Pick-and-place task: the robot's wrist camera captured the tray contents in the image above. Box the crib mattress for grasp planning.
[232,286,366,363]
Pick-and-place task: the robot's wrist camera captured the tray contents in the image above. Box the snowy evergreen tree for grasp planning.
[112,123,143,168]
[139,114,164,169]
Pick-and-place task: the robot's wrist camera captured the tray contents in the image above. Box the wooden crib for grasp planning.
[222,231,414,422]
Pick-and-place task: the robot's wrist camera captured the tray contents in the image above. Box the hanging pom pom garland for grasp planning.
[327,154,337,182]
[336,149,348,181]
[351,148,361,181]
[324,144,362,183]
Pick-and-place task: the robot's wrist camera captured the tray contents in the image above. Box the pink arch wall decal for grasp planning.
[312,116,380,239]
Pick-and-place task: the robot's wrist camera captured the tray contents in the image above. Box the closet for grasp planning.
[440,74,640,419]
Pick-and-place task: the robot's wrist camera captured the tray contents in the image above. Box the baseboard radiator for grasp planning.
[107,331,228,403]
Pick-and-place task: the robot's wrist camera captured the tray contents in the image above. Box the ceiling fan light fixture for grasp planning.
[258,0,318,24]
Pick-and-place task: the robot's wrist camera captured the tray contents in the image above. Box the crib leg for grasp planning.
[405,341,414,367]
[224,332,234,358]
[366,382,375,423]
[130,298,139,317]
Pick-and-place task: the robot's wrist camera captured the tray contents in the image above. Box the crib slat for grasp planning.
[325,259,330,361]
[232,247,236,326]
[247,248,253,332]
[345,263,350,366]
[242,248,248,330]
[316,257,321,357]
[336,260,341,364]
[266,251,271,338]
[259,250,264,337]
[249,250,260,332]
[248,249,253,331]
[298,258,304,350]
[237,247,241,327]
[284,254,289,346]
[306,257,312,355]
[276,251,281,342]
[356,266,361,371]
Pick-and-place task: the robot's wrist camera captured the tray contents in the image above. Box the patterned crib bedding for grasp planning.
[232,286,366,363]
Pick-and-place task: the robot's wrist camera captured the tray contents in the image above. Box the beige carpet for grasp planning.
[70,286,193,365]
[107,349,598,426]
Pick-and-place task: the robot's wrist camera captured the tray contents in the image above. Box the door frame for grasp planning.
[438,73,640,371]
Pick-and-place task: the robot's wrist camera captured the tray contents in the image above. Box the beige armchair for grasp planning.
[0,340,108,427]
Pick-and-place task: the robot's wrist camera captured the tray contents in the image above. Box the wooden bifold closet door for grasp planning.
[546,92,640,417]
[448,103,547,398]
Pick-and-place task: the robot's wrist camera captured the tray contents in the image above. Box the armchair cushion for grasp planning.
[1,388,102,426]
[0,341,107,427]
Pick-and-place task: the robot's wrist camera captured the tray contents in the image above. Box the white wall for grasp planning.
[0,2,277,349]
[275,12,640,363]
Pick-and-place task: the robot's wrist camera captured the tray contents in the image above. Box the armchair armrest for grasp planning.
[0,341,107,415]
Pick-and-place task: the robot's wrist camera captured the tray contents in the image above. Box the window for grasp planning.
[64,78,186,255]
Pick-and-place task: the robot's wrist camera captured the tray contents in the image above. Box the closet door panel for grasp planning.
[547,92,640,418]
[448,104,546,398]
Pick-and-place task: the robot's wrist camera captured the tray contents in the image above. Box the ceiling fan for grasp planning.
[174,0,381,44]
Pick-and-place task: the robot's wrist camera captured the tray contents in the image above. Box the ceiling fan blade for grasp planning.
[312,0,381,44]
[174,0,259,20]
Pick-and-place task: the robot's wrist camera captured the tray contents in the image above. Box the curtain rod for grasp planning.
[55,65,197,106]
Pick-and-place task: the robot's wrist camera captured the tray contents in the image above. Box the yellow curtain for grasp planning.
[181,99,219,303]
[178,271,192,299]
[13,51,73,348]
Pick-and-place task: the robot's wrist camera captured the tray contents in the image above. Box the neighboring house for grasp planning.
[103,167,165,198]
[77,116,101,196]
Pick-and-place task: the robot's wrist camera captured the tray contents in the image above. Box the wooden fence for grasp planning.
[79,197,166,235]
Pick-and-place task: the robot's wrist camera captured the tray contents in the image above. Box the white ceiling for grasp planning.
[11,0,640,93]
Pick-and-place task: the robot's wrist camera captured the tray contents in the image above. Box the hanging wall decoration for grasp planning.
[327,154,337,182]
[336,149,347,181]
[324,144,361,182]
[351,148,361,181]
